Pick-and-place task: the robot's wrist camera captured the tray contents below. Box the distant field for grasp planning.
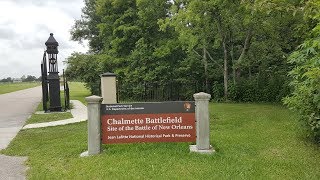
[0,82,40,94]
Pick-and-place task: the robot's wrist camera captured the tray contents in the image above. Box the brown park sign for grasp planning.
[101,102,196,144]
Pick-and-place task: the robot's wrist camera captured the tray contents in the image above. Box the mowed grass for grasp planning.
[26,82,90,124]
[1,82,319,179]
[0,82,40,94]
[68,82,91,104]
[2,104,320,179]
[25,113,73,124]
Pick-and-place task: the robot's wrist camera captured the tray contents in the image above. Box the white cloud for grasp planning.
[0,0,88,79]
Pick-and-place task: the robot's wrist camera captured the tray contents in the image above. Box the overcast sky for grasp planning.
[0,0,88,79]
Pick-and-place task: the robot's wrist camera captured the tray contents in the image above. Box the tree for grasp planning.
[160,0,304,100]
[0,77,13,83]
[159,0,217,93]
[22,75,37,82]
[69,0,189,96]
[65,52,110,95]
[284,0,320,142]
[21,75,26,82]
[68,0,307,103]
[71,0,103,53]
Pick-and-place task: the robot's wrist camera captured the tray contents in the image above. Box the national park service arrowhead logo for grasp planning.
[184,102,191,112]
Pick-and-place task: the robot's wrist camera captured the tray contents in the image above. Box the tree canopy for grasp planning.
[68,0,306,101]
[284,0,320,142]
[67,0,320,141]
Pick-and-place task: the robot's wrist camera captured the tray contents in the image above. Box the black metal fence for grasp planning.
[117,80,208,103]
[63,69,70,110]
[41,51,48,112]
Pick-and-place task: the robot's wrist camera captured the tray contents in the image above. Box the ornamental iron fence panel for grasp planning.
[117,80,209,103]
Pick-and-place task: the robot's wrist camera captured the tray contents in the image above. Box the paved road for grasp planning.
[0,86,42,179]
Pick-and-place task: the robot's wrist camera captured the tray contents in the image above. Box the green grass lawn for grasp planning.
[2,104,319,179]
[25,113,73,124]
[27,82,90,124]
[1,82,319,179]
[0,82,40,94]
[33,96,73,124]
[68,82,91,104]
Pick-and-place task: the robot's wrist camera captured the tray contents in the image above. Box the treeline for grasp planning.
[66,0,319,141]
[67,0,308,102]
[0,75,40,83]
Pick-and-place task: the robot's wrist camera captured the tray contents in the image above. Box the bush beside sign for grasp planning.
[101,102,196,144]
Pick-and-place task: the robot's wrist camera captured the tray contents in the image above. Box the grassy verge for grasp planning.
[1,99,320,179]
[25,113,73,124]
[37,92,75,112]
[0,82,40,94]
[67,82,91,104]
[26,82,90,124]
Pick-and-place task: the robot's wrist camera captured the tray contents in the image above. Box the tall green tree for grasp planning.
[69,0,188,95]
[68,0,307,103]
[71,0,103,53]
[161,0,304,100]
[160,0,216,93]
[284,0,320,142]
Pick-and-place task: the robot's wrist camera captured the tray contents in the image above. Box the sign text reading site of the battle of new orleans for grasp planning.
[101,102,196,144]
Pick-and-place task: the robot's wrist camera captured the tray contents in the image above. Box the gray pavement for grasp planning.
[0,86,42,180]
[0,155,27,180]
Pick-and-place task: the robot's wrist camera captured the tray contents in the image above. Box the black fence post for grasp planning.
[43,52,49,102]
[62,69,70,110]
[41,63,47,112]
[66,82,70,109]
[116,80,119,103]
[63,69,66,110]
[144,82,147,102]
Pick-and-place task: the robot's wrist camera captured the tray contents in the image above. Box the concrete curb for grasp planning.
[22,100,87,129]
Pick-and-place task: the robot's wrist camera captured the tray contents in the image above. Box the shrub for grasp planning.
[227,75,290,103]
[284,35,320,142]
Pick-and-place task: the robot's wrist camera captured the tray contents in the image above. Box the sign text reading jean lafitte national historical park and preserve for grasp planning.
[101,102,196,144]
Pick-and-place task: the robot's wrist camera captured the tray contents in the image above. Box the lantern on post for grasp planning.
[45,33,62,111]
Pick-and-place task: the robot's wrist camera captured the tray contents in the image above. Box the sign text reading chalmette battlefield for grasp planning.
[101,102,196,144]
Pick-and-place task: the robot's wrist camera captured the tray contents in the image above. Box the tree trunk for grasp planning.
[203,47,209,93]
[236,28,253,80]
[230,42,236,85]
[217,16,229,100]
[228,27,236,86]
[222,38,228,100]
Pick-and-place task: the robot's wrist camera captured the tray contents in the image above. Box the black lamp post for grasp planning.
[45,33,62,111]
